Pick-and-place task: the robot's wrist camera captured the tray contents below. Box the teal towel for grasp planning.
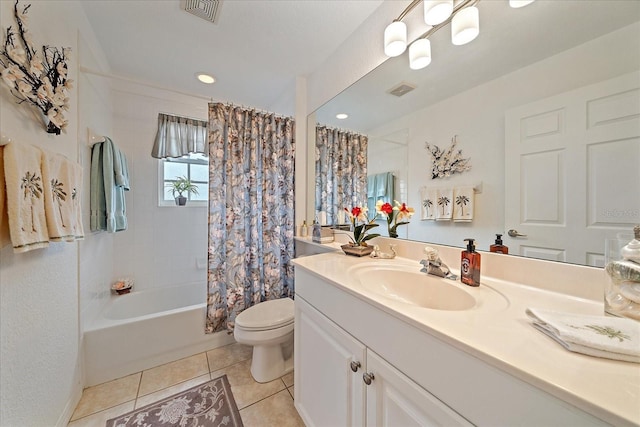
[90,138,129,233]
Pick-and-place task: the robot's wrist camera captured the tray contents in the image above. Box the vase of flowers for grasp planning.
[377,200,415,238]
[341,205,380,256]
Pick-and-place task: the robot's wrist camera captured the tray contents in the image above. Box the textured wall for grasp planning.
[0,2,111,425]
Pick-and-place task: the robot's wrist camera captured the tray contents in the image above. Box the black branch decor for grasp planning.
[424,135,471,179]
[0,0,72,134]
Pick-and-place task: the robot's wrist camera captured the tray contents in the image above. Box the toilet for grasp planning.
[233,297,294,383]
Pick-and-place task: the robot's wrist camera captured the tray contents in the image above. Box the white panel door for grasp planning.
[365,350,472,427]
[295,297,366,427]
[505,71,640,266]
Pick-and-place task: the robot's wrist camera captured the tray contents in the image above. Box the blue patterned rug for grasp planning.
[106,374,243,426]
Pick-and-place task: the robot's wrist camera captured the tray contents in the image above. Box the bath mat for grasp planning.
[106,374,243,427]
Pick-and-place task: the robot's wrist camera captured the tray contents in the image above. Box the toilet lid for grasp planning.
[235,298,294,330]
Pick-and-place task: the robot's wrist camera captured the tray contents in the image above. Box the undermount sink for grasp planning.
[351,266,476,311]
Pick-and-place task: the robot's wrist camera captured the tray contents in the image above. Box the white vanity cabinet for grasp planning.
[295,296,472,427]
[293,264,612,427]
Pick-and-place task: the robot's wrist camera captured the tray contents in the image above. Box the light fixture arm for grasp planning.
[395,0,423,22]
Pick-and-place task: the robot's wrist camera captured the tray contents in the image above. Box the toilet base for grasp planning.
[250,340,294,383]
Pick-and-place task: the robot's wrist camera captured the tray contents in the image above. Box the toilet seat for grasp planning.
[235,298,294,331]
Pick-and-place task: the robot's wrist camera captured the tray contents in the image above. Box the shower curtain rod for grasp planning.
[316,123,367,136]
[212,102,293,120]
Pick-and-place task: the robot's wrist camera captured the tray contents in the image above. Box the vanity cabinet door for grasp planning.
[295,297,366,427]
[365,350,472,427]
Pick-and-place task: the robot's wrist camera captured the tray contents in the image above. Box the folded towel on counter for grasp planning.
[3,143,49,252]
[42,150,76,242]
[435,188,453,221]
[0,146,11,248]
[453,186,474,222]
[420,187,437,220]
[526,308,640,363]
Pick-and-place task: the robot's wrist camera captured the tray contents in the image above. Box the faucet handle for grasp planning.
[423,246,438,261]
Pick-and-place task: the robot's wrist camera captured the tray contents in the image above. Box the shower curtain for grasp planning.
[315,125,368,224]
[205,103,295,333]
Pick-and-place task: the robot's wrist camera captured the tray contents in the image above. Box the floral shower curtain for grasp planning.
[206,103,295,333]
[315,126,368,224]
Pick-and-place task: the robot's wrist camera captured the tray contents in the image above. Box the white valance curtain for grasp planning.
[151,113,208,159]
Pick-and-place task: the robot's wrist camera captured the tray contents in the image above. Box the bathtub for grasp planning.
[83,282,235,387]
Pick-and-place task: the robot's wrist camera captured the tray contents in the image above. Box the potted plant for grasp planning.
[166,176,199,206]
[342,205,380,256]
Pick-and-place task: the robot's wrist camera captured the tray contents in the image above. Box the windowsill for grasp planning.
[158,201,208,208]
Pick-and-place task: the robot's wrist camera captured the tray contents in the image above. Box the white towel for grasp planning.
[526,308,640,363]
[435,188,453,221]
[453,186,474,222]
[3,143,49,252]
[42,150,76,242]
[420,187,437,220]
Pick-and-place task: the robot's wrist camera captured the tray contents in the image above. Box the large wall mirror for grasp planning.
[309,0,640,267]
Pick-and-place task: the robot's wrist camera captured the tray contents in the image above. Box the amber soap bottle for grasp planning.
[489,234,509,254]
[461,238,481,287]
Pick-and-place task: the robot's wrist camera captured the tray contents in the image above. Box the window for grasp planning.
[159,153,209,206]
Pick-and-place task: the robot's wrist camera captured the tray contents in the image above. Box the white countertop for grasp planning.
[293,252,640,427]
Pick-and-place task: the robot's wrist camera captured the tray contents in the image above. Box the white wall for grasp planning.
[0,1,111,425]
[106,79,210,293]
[366,23,640,251]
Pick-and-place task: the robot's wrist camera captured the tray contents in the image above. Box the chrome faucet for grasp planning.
[370,244,397,259]
[420,246,457,279]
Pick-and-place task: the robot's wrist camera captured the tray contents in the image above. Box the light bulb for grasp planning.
[451,6,479,46]
[409,39,432,70]
[384,21,407,57]
[509,0,535,8]
[424,0,453,26]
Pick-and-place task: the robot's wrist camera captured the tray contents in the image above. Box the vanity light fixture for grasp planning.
[336,113,349,120]
[385,0,532,71]
[196,72,216,84]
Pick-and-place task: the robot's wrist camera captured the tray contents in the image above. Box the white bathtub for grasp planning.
[83,282,234,387]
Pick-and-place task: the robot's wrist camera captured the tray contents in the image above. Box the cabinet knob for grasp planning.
[350,361,361,372]
[363,372,375,385]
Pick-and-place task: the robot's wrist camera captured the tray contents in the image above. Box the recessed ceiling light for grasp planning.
[196,73,215,84]
[336,113,348,120]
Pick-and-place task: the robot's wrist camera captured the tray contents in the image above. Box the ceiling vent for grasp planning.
[183,0,223,24]
[387,82,416,97]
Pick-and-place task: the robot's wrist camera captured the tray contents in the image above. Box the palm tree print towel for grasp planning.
[41,150,79,241]
[3,143,49,253]
[453,186,474,222]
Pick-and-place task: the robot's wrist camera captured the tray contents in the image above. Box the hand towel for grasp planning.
[420,187,437,220]
[375,172,388,198]
[435,188,453,221]
[453,186,474,222]
[90,141,107,231]
[69,162,85,240]
[526,308,640,363]
[102,137,128,232]
[42,150,75,242]
[3,142,49,252]
[0,145,11,248]
[91,138,129,233]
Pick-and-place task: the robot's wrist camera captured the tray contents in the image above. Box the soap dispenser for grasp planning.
[461,238,481,287]
[490,234,509,254]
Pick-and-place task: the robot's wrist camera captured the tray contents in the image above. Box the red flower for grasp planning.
[380,202,393,215]
[351,207,362,217]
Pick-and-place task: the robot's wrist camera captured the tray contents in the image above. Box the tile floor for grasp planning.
[68,343,304,427]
